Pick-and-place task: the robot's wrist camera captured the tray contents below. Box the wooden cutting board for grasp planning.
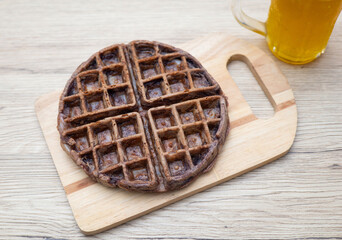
[35,33,297,235]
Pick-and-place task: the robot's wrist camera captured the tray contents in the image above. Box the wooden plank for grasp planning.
[35,33,297,235]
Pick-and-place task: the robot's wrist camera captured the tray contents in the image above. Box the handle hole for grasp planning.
[227,56,274,119]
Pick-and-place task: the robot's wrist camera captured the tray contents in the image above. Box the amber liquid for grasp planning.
[266,0,342,64]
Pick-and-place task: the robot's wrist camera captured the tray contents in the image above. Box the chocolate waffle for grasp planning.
[58,41,229,192]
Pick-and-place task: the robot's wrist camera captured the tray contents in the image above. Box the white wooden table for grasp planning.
[1,0,341,239]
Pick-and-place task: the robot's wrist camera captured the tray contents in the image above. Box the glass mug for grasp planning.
[232,0,342,64]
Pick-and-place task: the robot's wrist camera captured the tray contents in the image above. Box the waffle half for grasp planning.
[58,40,229,192]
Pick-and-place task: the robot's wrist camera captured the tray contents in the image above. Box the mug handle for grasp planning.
[231,0,267,36]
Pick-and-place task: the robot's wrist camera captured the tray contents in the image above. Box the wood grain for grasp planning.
[1,0,342,239]
[35,34,297,235]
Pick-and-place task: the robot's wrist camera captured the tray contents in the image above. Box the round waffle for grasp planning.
[57,40,229,192]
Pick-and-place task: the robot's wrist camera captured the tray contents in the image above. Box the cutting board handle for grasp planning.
[183,33,295,117]
[227,52,294,113]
